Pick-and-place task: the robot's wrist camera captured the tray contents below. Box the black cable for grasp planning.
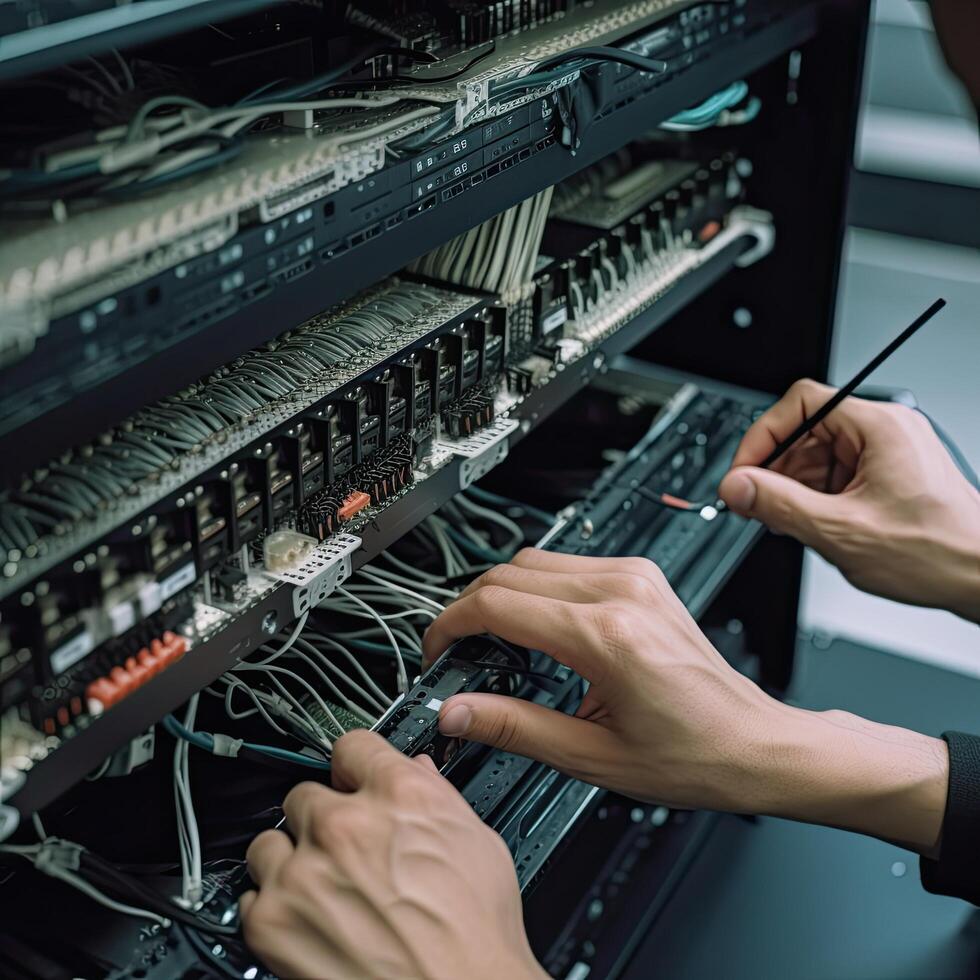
[180,923,245,979]
[537,45,669,75]
[78,853,241,936]
[338,41,496,89]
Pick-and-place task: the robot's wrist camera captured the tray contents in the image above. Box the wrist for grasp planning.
[489,950,547,980]
[745,703,949,856]
[944,535,980,622]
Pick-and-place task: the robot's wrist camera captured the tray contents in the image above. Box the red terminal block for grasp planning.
[338,490,371,522]
[698,220,721,243]
[82,632,190,716]
[137,646,163,677]
[86,676,123,712]
[162,631,187,663]
[109,665,138,698]
[124,656,151,688]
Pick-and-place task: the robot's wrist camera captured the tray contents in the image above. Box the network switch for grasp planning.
[0,0,787,452]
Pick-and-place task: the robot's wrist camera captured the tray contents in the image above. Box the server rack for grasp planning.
[0,2,871,975]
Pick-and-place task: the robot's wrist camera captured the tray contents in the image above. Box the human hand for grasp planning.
[718,379,980,620]
[423,548,781,812]
[424,549,949,857]
[240,730,544,980]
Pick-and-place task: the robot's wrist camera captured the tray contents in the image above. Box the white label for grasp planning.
[425,698,444,712]
[159,562,197,600]
[541,307,568,335]
[50,631,94,674]
[139,581,162,617]
[108,601,136,637]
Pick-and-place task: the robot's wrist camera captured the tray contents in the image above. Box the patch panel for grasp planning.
[0,127,775,828]
[0,0,802,461]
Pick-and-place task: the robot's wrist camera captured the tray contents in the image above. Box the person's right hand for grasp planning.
[718,379,980,621]
[423,549,785,812]
[423,549,949,858]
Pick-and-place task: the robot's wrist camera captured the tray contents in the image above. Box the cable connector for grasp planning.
[210,733,244,758]
[34,837,86,874]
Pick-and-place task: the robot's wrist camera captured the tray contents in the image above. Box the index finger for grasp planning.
[422,586,598,678]
[282,780,342,839]
[732,378,866,469]
[330,728,407,793]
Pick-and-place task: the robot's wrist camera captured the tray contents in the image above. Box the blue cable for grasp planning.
[465,486,556,527]
[162,715,331,771]
[662,80,750,129]
[443,526,511,564]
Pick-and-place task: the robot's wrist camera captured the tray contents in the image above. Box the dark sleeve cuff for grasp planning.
[920,731,980,905]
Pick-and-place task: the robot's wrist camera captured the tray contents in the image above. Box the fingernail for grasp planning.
[439,703,472,737]
[722,472,756,513]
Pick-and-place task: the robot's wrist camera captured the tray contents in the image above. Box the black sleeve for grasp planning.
[919,731,980,905]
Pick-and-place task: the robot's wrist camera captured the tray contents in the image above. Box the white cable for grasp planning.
[422,519,461,576]
[301,634,393,706]
[356,569,448,610]
[31,813,46,840]
[336,588,407,693]
[0,843,171,926]
[456,494,525,551]
[365,564,459,598]
[292,638,389,714]
[236,664,342,742]
[236,610,309,670]
[86,756,112,781]
[45,865,171,927]
[378,549,448,583]
[173,693,202,907]
[328,598,438,623]
[222,676,293,738]
[284,646,377,725]
[99,96,409,172]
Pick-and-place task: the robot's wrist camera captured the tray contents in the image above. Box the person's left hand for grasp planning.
[239,729,545,980]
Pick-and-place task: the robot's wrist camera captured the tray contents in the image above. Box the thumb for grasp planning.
[718,466,845,548]
[438,693,609,773]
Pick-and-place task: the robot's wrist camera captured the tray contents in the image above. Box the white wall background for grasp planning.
[799,0,979,677]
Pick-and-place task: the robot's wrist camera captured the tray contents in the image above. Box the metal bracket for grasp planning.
[265,533,361,616]
[730,206,777,268]
[436,417,520,489]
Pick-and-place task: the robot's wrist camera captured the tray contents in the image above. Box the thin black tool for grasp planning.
[641,297,946,516]
[758,296,946,469]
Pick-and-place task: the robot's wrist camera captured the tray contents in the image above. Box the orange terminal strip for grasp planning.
[338,490,371,521]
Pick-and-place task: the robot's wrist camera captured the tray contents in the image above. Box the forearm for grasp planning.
[746,703,949,857]
[943,533,980,623]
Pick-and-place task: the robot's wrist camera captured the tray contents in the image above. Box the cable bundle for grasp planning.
[1,86,435,204]
[408,186,553,302]
[0,282,440,555]
[660,80,759,131]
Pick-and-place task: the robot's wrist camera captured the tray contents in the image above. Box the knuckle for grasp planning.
[626,556,667,586]
[387,770,427,807]
[275,858,313,897]
[513,547,540,565]
[792,377,824,398]
[282,779,326,812]
[314,806,361,846]
[609,571,658,604]
[246,829,280,865]
[591,603,637,655]
[472,584,509,616]
[478,565,512,589]
[241,898,280,945]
